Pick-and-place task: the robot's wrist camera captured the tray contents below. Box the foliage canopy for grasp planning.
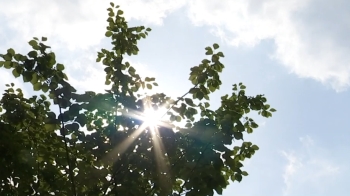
[0,3,275,196]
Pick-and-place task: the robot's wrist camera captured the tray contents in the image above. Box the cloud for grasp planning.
[281,136,340,196]
[2,0,350,91]
[113,0,187,25]
[0,0,187,52]
[186,0,350,91]
[0,0,163,95]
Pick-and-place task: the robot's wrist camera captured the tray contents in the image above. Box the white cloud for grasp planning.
[281,136,340,196]
[0,0,165,95]
[114,0,187,25]
[0,0,187,51]
[2,0,350,91]
[186,0,350,91]
[281,151,303,195]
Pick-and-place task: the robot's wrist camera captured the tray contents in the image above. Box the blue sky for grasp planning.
[1,0,349,195]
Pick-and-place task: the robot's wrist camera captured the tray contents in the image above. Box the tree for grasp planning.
[0,2,275,196]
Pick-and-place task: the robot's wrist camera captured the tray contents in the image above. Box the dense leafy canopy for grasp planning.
[0,3,275,196]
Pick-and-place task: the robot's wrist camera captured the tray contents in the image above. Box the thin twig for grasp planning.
[162,84,198,118]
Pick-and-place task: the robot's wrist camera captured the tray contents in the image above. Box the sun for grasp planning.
[142,107,166,128]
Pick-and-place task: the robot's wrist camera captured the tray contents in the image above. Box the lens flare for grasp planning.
[142,107,165,129]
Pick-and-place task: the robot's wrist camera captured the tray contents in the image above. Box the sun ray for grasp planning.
[102,122,149,164]
[150,126,172,192]
[102,95,173,185]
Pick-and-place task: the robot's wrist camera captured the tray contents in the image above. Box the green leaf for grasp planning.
[146,84,152,89]
[264,104,270,110]
[44,124,57,132]
[128,66,136,74]
[270,108,277,112]
[233,132,243,140]
[247,127,253,134]
[261,110,268,117]
[184,98,194,106]
[196,91,204,100]
[215,187,223,195]
[108,11,115,17]
[12,69,20,78]
[217,51,225,57]
[7,48,15,56]
[205,50,213,55]
[235,174,242,182]
[37,156,44,163]
[185,122,192,128]
[33,44,40,50]
[42,83,49,93]
[3,54,12,61]
[136,27,143,32]
[41,37,48,41]
[105,80,111,85]
[28,40,38,47]
[145,77,155,82]
[71,133,77,140]
[23,72,32,82]
[14,54,22,61]
[251,145,259,150]
[30,72,38,84]
[105,31,113,37]
[76,114,87,127]
[4,61,12,69]
[117,10,124,15]
[205,47,213,55]
[250,122,258,128]
[33,82,41,91]
[213,43,219,49]
[175,115,181,122]
[28,51,37,58]
[56,63,65,71]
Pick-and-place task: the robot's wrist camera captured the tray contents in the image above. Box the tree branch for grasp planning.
[57,95,77,196]
[162,84,198,118]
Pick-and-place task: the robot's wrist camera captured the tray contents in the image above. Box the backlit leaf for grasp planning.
[12,69,20,78]
[33,82,41,91]
[56,63,64,71]
[213,43,219,49]
[7,48,15,56]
